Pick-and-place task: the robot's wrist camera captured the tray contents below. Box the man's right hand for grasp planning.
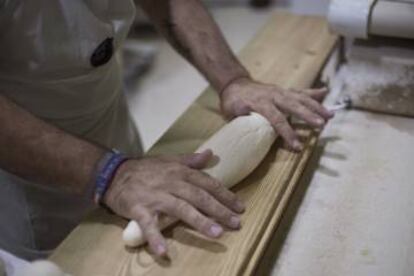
[103,149,245,256]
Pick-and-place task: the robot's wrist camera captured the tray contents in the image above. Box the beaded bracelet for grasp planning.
[93,150,129,205]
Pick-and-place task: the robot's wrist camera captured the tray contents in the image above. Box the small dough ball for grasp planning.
[16,260,67,276]
[123,220,143,247]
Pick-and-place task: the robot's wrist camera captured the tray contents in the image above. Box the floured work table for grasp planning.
[50,12,337,275]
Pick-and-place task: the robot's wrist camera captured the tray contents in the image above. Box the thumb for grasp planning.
[180,149,213,169]
[303,87,329,102]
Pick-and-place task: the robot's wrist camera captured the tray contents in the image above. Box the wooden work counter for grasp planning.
[50,12,337,276]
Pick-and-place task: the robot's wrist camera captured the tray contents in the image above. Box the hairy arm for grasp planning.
[138,0,250,93]
[0,94,105,194]
[137,0,334,150]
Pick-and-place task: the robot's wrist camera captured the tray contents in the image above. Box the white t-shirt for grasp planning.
[0,0,142,260]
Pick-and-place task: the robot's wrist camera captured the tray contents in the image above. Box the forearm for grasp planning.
[0,94,106,195]
[138,0,250,92]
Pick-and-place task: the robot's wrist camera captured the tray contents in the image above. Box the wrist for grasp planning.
[219,74,251,96]
[92,150,129,205]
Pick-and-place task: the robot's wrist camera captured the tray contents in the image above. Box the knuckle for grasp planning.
[208,178,223,193]
[156,194,176,212]
[173,183,188,198]
[307,101,320,111]
[218,187,237,203]
[272,116,288,128]
[291,101,304,111]
[196,189,212,207]
[310,113,322,120]
[212,204,232,219]
[281,99,292,108]
[228,192,240,205]
[193,214,212,233]
[298,106,312,116]
[174,199,191,216]
[272,92,285,103]
[219,190,236,206]
[290,92,302,99]
[278,125,296,140]
[221,210,234,222]
[134,213,153,229]
[274,87,286,95]
[188,169,204,181]
[304,97,318,107]
[143,216,157,230]
[167,163,185,176]
[299,92,312,100]
[156,198,172,213]
[191,212,206,227]
[208,189,238,217]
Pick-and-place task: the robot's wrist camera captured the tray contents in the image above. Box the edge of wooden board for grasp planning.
[241,39,340,275]
[242,134,318,276]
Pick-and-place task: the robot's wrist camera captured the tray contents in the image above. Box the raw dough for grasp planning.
[123,219,143,247]
[197,112,276,188]
[15,260,70,276]
[122,112,276,247]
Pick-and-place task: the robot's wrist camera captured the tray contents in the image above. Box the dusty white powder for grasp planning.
[337,60,414,100]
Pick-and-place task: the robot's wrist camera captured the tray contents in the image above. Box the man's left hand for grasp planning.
[220,78,334,151]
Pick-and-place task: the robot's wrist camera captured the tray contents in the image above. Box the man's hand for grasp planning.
[103,150,244,256]
[220,78,334,151]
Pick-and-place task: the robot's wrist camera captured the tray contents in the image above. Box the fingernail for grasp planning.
[209,224,223,237]
[229,216,241,229]
[156,244,166,256]
[293,140,303,151]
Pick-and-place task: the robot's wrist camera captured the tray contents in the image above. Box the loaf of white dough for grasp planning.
[122,112,276,247]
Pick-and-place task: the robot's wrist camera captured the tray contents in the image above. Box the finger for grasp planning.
[255,104,302,151]
[302,87,329,102]
[299,95,334,119]
[186,170,245,213]
[130,206,167,257]
[170,181,241,230]
[160,196,224,238]
[180,149,213,169]
[275,97,325,128]
[158,214,178,229]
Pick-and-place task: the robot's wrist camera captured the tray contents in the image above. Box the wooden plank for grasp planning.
[243,132,318,275]
[50,12,337,276]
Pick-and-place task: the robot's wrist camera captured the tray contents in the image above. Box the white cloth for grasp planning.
[0,0,142,260]
[0,249,29,276]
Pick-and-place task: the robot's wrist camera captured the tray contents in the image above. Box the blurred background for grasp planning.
[123,0,330,151]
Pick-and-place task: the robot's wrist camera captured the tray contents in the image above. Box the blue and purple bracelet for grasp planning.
[93,150,129,205]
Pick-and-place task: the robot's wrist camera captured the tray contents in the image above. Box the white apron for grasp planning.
[0,0,142,260]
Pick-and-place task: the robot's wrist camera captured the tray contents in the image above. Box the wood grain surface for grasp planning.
[50,12,337,276]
